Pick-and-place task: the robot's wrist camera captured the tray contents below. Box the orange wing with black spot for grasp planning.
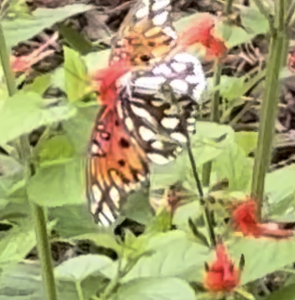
[109,0,177,66]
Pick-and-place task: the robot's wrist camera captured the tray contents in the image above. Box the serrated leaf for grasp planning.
[0,92,76,144]
[54,254,117,281]
[122,230,212,283]
[2,4,94,48]
[116,277,195,300]
[27,159,84,207]
[64,47,92,103]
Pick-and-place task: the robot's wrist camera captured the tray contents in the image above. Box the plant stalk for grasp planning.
[202,59,222,186]
[251,0,289,219]
[187,137,216,247]
[0,22,58,300]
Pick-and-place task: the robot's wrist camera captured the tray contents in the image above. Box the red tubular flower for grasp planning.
[231,199,262,237]
[91,61,131,104]
[179,15,227,59]
[205,242,241,292]
[231,198,294,239]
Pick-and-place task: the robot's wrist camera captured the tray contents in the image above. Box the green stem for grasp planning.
[0,22,58,300]
[100,253,123,300]
[187,138,216,247]
[202,55,222,186]
[0,24,16,95]
[30,204,58,300]
[76,282,85,300]
[251,0,289,219]
[224,0,234,15]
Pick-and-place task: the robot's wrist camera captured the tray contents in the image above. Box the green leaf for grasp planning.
[2,4,94,48]
[0,218,35,266]
[83,50,110,72]
[58,24,92,55]
[0,217,55,267]
[64,47,92,103]
[235,132,258,155]
[229,237,295,285]
[22,73,52,95]
[213,142,252,191]
[54,254,117,281]
[35,134,76,166]
[264,284,295,300]
[49,204,98,238]
[63,106,98,155]
[52,50,110,92]
[0,263,45,300]
[190,122,235,166]
[27,158,85,207]
[0,154,24,198]
[207,75,246,102]
[265,165,295,220]
[122,230,212,283]
[122,189,153,225]
[239,4,269,36]
[0,92,76,144]
[73,232,122,254]
[116,277,195,300]
[0,262,108,300]
[150,122,235,189]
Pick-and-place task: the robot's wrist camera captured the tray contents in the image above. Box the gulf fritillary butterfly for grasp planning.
[86,0,208,225]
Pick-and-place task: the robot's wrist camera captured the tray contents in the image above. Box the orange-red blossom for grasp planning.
[204,242,241,292]
[179,15,227,59]
[231,198,294,239]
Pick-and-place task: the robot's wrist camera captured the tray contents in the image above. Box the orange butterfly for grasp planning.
[87,52,206,224]
[86,0,227,225]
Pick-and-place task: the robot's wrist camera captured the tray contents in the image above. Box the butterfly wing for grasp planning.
[110,0,177,66]
[86,104,149,225]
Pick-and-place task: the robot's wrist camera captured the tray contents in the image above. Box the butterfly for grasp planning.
[87,51,206,225]
[86,0,228,225]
